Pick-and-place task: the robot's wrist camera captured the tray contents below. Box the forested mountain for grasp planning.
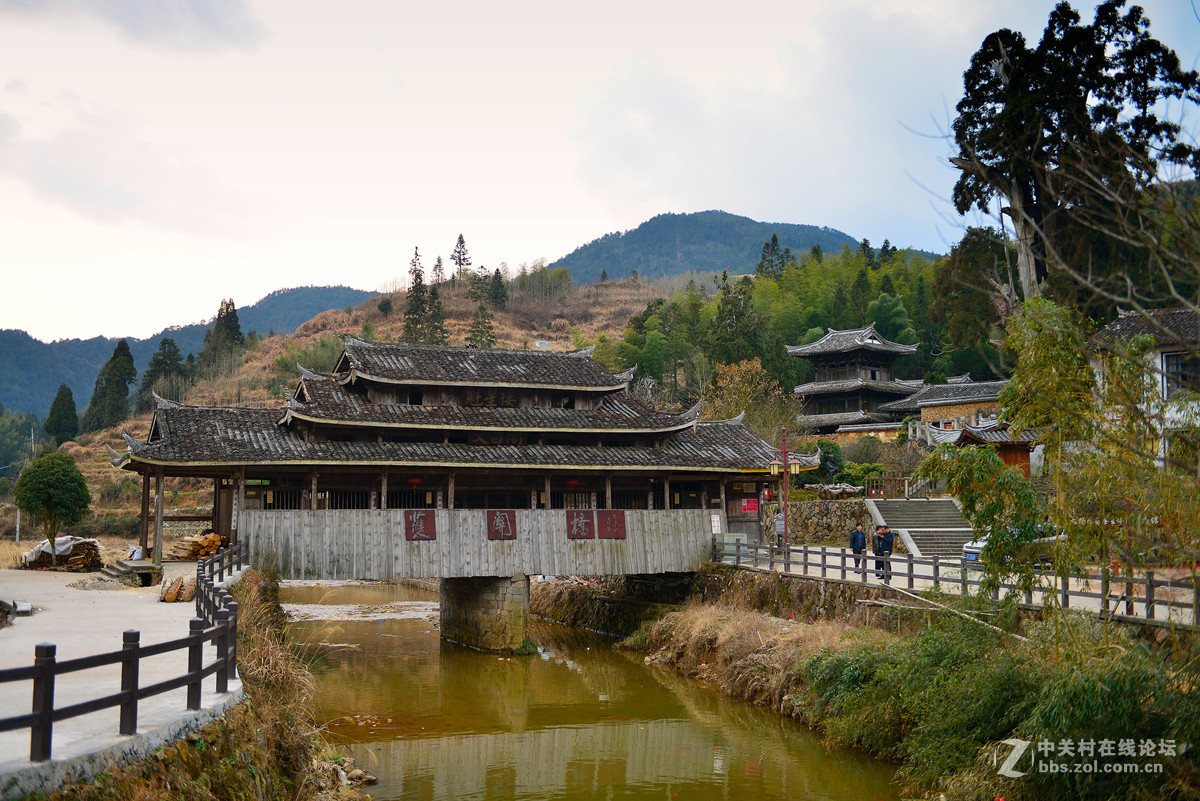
[550,211,935,283]
[0,286,373,418]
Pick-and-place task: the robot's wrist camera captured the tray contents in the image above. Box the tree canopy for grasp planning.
[81,339,136,433]
[43,384,79,445]
[14,452,90,565]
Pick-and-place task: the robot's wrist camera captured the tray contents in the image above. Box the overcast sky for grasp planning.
[1,0,1197,343]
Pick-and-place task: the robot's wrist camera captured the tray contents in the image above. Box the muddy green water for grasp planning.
[282,582,899,801]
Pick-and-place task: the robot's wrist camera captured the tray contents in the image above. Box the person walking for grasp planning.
[876,524,894,582]
[849,522,867,571]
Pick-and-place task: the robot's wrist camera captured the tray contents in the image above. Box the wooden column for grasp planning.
[605,474,613,510]
[448,472,455,510]
[310,472,318,510]
[233,470,246,544]
[380,473,388,510]
[664,477,672,510]
[211,477,221,533]
[720,480,727,515]
[544,474,552,509]
[153,468,164,567]
[139,473,150,550]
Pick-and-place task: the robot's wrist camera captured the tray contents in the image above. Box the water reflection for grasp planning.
[283,582,898,801]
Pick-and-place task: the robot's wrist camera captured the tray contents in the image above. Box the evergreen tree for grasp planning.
[403,247,428,344]
[600,269,608,282]
[197,299,244,374]
[465,302,497,349]
[878,239,895,263]
[849,267,873,325]
[708,271,761,364]
[43,385,79,445]
[756,234,789,280]
[878,273,896,296]
[432,255,445,285]
[377,296,394,317]
[489,268,508,309]
[81,340,136,433]
[136,337,186,412]
[858,238,877,270]
[830,284,849,328]
[425,286,448,345]
[450,234,472,281]
[808,244,823,263]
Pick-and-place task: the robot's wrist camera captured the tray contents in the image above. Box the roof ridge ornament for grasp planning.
[681,401,702,421]
[121,432,146,455]
[567,345,596,358]
[297,364,327,381]
[105,444,125,467]
[151,391,180,410]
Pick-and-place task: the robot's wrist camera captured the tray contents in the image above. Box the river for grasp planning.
[281,580,899,801]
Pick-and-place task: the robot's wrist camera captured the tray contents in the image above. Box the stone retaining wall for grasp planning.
[786,500,871,544]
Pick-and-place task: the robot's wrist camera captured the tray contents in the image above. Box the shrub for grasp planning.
[834,462,886,486]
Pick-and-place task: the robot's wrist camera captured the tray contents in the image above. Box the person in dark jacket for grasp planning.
[849,523,867,570]
[874,525,894,581]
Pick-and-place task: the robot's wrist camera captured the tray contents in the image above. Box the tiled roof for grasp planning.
[1092,308,1200,349]
[796,410,897,431]
[929,422,1038,445]
[335,336,633,389]
[286,376,697,433]
[787,324,918,357]
[878,380,1008,412]
[793,378,921,396]
[117,404,778,472]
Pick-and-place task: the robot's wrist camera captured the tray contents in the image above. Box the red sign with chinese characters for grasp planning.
[597,510,627,540]
[404,510,436,541]
[740,498,759,514]
[566,510,595,539]
[487,510,518,541]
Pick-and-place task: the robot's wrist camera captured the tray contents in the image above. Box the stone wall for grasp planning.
[439,574,530,652]
[786,500,871,544]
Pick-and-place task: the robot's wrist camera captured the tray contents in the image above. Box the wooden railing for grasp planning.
[0,541,247,763]
[864,474,936,499]
[712,539,1197,627]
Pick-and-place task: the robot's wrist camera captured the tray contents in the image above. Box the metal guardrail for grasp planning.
[711,538,1198,627]
[0,540,247,762]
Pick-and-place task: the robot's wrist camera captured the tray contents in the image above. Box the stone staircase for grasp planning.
[100,559,162,586]
[867,498,975,558]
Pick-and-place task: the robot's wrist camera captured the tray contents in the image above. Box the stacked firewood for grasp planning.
[159,576,198,603]
[22,538,103,572]
[167,530,228,561]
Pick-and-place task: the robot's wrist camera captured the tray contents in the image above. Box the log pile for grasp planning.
[167,530,229,561]
[22,538,103,572]
[159,576,198,603]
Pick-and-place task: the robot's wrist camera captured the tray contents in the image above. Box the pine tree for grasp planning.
[756,234,787,280]
[425,286,448,345]
[878,239,895,263]
[450,234,471,281]
[878,273,896,296]
[81,340,136,432]
[489,268,508,309]
[197,299,244,374]
[849,267,873,325]
[600,269,608,282]
[808,244,823,264]
[136,337,186,412]
[432,255,445,285]
[465,302,497,349]
[43,384,79,445]
[403,248,428,344]
[858,238,877,270]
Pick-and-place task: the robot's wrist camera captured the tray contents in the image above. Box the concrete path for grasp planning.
[0,565,243,798]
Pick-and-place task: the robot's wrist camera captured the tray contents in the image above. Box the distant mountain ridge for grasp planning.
[550,211,868,283]
[0,285,373,419]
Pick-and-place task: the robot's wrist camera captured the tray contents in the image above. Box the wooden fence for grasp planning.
[713,539,1197,627]
[0,542,246,762]
[245,509,721,579]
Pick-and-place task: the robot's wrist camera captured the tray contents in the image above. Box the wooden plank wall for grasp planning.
[243,509,723,579]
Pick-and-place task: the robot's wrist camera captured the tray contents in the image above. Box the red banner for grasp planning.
[404,510,436,541]
[597,510,627,540]
[487,510,518,541]
[566,510,595,539]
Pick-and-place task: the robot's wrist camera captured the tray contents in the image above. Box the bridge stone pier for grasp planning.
[440,574,530,651]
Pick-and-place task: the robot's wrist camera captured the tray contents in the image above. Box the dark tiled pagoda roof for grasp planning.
[114,404,778,473]
[928,422,1038,445]
[1092,308,1200,349]
[795,410,896,430]
[878,380,1008,413]
[335,337,634,389]
[286,376,698,433]
[793,378,921,397]
[787,324,918,358]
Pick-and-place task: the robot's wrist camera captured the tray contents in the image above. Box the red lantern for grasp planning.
[407,477,423,487]
[565,478,580,488]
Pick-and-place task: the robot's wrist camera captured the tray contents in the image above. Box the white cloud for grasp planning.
[0,0,266,49]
